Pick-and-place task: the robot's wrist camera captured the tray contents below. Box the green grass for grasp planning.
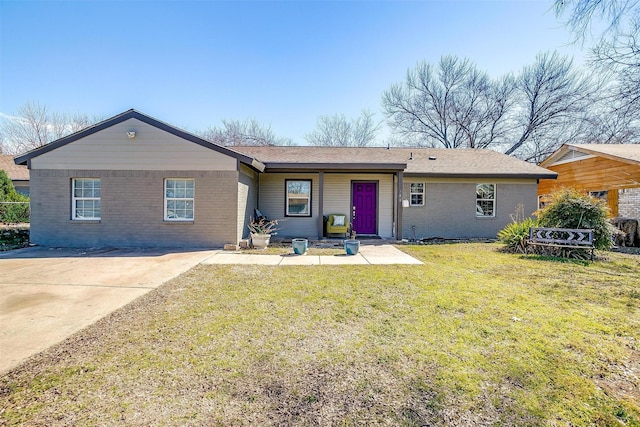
[1,243,639,426]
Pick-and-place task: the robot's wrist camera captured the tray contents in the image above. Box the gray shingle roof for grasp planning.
[567,144,640,164]
[0,155,29,181]
[234,146,557,179]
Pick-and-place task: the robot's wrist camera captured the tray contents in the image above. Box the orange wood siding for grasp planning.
[538,156,640,194]
[538,156,640,215]
[608,190,619,216]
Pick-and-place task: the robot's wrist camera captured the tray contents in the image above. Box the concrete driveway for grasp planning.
[0,247,217,374]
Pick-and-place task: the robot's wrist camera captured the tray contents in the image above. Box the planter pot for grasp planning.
[251,233,271,249]
[344,239,360,255]
[292,238,308,255]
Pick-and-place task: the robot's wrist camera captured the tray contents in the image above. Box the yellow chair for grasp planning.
[326,214,349,238]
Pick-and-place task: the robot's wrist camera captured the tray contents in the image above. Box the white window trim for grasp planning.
[409,182,425,206]
[164,178,195,222]
[285,179,312,217]
[476,183,496,218]
[72,178,101,221]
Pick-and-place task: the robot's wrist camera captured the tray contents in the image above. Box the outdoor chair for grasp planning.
[326,213,349,238]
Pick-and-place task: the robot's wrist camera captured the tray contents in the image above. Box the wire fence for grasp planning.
[0,202,30,224]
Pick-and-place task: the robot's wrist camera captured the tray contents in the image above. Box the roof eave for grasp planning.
[404,172,558,180]
[13,109,262,170]
[263,162,407,172]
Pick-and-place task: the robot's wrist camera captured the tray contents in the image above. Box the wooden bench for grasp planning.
[526,227,595,260]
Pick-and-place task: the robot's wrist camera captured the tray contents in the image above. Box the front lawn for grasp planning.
[1,243,638,426]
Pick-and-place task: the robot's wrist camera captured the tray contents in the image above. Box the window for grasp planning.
[589,190,608,200]
[165,178,194,221]
[538,194,551,210]
[476,183,495,217]
[72,178,101,220]
[410,183,425,206]
[286,179,311,216]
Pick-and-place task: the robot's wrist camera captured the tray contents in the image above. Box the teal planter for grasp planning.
[292,238,308,255]
[344,239,360,255]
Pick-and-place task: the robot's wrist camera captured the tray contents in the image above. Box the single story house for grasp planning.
[538,144,640,218]
[0,154,29,195]
[15,109,556,248]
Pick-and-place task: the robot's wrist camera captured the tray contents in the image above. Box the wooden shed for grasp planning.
[538,144,640,218]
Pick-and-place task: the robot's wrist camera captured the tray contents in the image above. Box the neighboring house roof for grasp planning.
[13,109,265,172]
[0,155,29,181]
[235,146,557,179]
[541,143,640,167]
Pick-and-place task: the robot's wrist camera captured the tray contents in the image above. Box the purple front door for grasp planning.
[352,182,377,235]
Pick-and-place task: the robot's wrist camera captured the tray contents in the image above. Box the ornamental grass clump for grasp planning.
[536,188,615,258]
[497,204,537,253]
[247,217,279,235]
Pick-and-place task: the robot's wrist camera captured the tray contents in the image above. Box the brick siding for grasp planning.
[618,188,640,219]
[30,169,240,248]
[401,181,539,239]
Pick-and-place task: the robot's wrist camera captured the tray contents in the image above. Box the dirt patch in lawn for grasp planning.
[596,348,640,409]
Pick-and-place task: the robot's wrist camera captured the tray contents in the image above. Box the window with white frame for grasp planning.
[165,178,194,221]
[285,179,311,216]
[476,183,495,217]
[410,182,425,206]
[72,178,101,220]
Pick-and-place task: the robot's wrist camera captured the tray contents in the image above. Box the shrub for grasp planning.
[0,227,29,251]
[498,204,537,253]
[536,188,615,252]
[0,170,30,224]
[498,217,537,253]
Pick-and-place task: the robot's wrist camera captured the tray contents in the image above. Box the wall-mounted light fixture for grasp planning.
[127,131,136,139]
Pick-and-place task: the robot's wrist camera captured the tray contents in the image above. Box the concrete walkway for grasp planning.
[201,243,422,265]
[0,243,419,374]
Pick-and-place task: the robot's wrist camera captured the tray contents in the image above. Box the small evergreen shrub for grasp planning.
[0,227,29,251]
[536,188,615,258]
[0,170,29,224]
[498,204,537,253]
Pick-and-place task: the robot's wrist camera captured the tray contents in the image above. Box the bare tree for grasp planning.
[304,110,381,147]
[555,0,640,125]
[383,52,598,160]
[0,101,95,154]
[198,119,293,146]
[382,55,513,149]
[504,51,596,156]
[554,0,639,43]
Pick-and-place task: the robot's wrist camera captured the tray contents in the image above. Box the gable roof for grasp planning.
[234,146,557,179]
[0,155,29,181]
[540,144,640,167]
[13,109,265,172]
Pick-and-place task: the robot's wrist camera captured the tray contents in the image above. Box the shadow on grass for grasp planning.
[518,254,591,266]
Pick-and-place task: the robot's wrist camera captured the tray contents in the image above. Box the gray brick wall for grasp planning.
[618,188,640,218]
[401,181,538,239]
[238,166,258,240]
[30,169,240,248]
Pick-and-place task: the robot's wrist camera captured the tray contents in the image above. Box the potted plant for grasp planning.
[248,217,279,249]
[344,223,359,255]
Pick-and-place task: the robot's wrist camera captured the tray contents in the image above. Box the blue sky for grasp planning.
[0,0,585,144]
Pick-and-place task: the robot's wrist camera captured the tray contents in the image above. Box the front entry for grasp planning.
[352,181,377,235]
